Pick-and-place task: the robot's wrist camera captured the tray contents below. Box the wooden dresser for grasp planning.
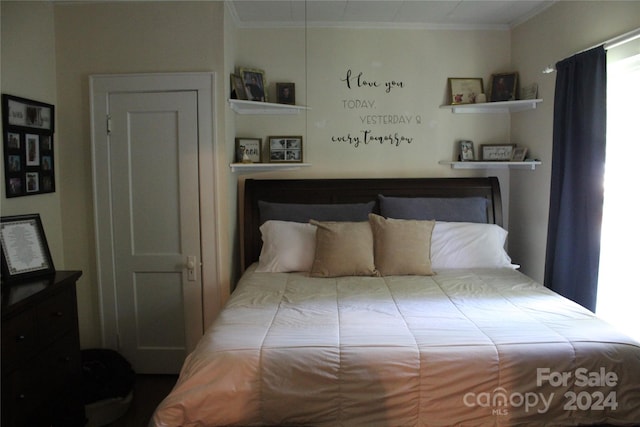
[1,271,86,427]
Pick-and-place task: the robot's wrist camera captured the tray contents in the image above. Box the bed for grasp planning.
[151,177,640,426]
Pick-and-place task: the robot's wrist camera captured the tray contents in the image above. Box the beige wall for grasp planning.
[510,1,640,282]
[234,27,513,179]
[307,28,513,178]
[51,1,229,347]
[1,2,64,269]
[232,26,515,224]
[4,0,639,349]
[223,3,241,284]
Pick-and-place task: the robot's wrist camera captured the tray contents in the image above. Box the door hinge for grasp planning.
[106,115,112,135]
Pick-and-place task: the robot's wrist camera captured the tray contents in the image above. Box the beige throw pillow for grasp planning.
[309,220,377,277]
[368,213,435,276]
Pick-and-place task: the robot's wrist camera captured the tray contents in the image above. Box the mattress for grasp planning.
[151,265,640,426]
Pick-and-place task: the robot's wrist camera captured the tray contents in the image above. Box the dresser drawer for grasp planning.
[43,331,83,388]
[2,286,76,374]
[1,309,38,373]
[36,285,77,346]
[1,271,85,427]
[4,356,52,427]
[4,332,82,426]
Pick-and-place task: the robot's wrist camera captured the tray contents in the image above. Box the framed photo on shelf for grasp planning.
[511,146,528,162]
[520,83,538,100]
[239,67,267,102]
[2,94,55,198]
[1,213,55,282]
[480,144,516,161]
[235,138,261,163]
[276,83,295,105]
[459,140,475,161]
[447,78,483,105]
[230,74,247,100]
[489,72,518,102]
[268,136,303,163]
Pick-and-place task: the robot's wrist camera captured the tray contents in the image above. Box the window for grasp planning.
[596,42,640,342]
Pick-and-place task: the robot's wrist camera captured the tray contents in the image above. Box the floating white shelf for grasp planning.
[230,163,312,173]
[440,99,543,114]
[228,99,310,115]
[439,160,542,170]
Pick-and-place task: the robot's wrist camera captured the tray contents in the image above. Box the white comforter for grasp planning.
[151,266,640,426]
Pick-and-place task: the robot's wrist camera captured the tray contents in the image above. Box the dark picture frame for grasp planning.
[448,78,483,105]
[276,83,295,105]
[268,136,303,163]
[239,68,267,102]
[489,72,518,102]
[235,137,261,163]
[1,213,55,282]
[2,94,55,198]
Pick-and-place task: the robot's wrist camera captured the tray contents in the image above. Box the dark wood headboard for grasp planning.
[241,177,502,271]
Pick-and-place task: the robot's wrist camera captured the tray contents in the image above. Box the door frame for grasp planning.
[90,72,219,353]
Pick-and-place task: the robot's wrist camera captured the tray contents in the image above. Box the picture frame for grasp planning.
[520,83,538,100]
[25,133,40,166]
[235,137,261,163]
[3,94,54,131]
[459,140,475,161]
[489,72,518,102]
[268,136,303,163]
[448,78,484,105]
[276,83,295,105]
[1,213,55,282]
[511,146,528,162]
[2,94,55,198]
[230,74,247,100]
[480,144,516,161]
[239,67,267,102]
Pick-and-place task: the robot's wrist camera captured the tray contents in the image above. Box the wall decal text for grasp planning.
[341,69,405,93]
[332,68,420,149]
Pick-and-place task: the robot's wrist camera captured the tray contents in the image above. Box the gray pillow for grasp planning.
[259,200,375,223]
[378,195,488,223]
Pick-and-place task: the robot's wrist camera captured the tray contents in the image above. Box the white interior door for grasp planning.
[110,90,202,373]
[91,73,217,375]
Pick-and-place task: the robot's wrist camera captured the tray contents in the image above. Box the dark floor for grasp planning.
[106,374,178,427]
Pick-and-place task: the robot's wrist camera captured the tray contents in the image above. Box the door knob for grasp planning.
[186,256,197,281]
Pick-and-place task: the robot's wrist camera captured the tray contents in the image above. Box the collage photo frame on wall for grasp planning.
[2,94,55,198]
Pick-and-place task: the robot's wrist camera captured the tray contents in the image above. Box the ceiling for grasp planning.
[227,0,556,30]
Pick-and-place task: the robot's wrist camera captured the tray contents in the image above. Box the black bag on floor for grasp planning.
[81,349,135,405]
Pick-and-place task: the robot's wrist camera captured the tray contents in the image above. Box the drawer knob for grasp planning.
[18,393,26,400]
[16,334,26,342]
[53,311,64,317]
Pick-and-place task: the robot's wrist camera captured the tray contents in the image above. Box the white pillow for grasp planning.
[256,220,317,272]
[431,222,518,270]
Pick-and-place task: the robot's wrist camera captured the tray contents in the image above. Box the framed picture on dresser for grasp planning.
[1,213,55,282]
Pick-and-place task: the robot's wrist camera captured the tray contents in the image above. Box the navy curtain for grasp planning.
[544,46,607,312]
